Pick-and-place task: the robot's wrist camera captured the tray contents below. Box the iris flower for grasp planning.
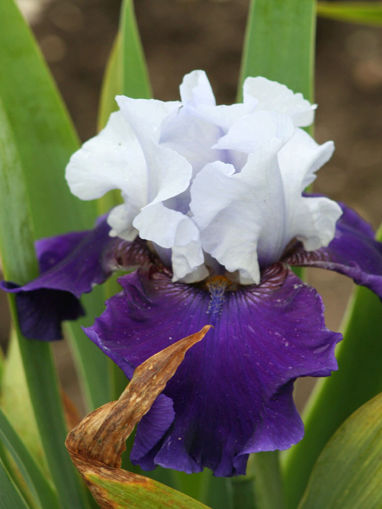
[3,71,382,476]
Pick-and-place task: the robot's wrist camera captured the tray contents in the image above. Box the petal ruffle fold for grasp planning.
[1,217,148,340]
[85,263,341,476]
[242,76,315,127]
[287,202,382,298]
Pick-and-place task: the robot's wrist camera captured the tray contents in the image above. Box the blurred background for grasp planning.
[1,0,381,410]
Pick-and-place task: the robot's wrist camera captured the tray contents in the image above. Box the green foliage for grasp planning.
[98,35,123,131]
[0,457,29,509]
[66,288,112,411]
[0,409,59,509]
[120,0,151,100]
[98,0,150,132]
[239,0,315,101]
[0,347,4,389]
[1,331,47,476]
[317,2,382,26]
[0,0,104,506]
[248,453,284,509]
[298,392,382,508]
[87,472,210,509]
[0,0,89,237]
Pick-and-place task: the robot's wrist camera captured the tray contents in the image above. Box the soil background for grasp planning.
[1,0,382,412]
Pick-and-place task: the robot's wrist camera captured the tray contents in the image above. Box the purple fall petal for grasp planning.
[1,216,150,340]
[85,263,341,476]
[287,201,382,297]
[35,231,91,273]
[4,285,85,341]
[130,394,175,470]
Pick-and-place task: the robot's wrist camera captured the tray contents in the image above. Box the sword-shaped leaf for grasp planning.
[298,392,382,509]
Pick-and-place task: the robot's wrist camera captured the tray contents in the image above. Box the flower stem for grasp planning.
[248,452,285,509]
[230,475,256,509]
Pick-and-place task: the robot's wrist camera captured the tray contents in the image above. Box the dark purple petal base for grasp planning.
[85,264,341,476]
[2,284,85,341]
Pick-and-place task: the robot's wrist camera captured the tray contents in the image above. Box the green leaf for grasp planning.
[203,476,233,509]
[0,0,110,412]
[66,287,112,410]
[0,0,88,237]
[170,470,215,507]
[0,345,4,390]
[317,2,382,26]
[98,35,123,131]
[1,331,47,476]
[248,452,284,509]
[4,330,88,509]
[298,392,382,508]
[0,440,33,509]
[239,0,316,101]
[120,0,151,100]
[98,0,151,131]
[86,472,210,509]
[230,477,256,509]
[0,456,29,509]
[0,408,59,509]
[283,224,382,509]
[0,86,87,509]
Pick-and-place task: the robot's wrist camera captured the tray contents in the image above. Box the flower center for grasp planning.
[205,275,235,319]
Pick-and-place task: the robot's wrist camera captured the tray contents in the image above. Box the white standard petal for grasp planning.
[171,242,208,283]
[292,196,342,251]
[278,128,334,191]
[180,70,216,107]
[190,141,340,284]
[195,101,257,132]
[243,77,316,127]
[190,160,280,284]
[160,106,222,174]
[116,95,180,144]
[158,70,221,173]
[66,111,147,204]
[133,202,198,248]
[141,140,193,205]
[133,202,206,281]
[277,128,341,252]
[107,201,140,241]
[117,95,193,206]
[214,110,294,154]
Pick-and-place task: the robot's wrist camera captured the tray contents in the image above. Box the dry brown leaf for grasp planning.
[65,326,212,509]
[61,390,81,430]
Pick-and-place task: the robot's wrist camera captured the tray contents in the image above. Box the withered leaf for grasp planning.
[66,325,211,509]
[61,390,81,430]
